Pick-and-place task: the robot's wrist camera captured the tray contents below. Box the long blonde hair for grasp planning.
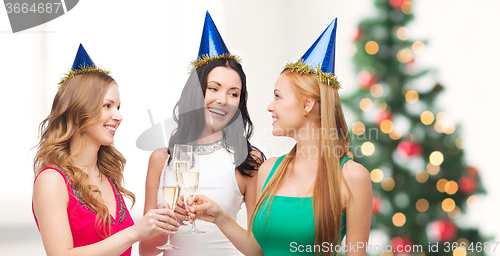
[33,72,135,237]
[250,71,350,254]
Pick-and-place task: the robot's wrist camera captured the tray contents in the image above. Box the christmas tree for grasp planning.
[343,0,490,255]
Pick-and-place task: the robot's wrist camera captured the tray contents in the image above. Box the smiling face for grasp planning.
[85,83,122,147]
[204,66,242,132]
[267,73,307,137]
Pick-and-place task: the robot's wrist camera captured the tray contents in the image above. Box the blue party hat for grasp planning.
[58,44,109,87]
[284,18,341,89]
[190,11,241,71]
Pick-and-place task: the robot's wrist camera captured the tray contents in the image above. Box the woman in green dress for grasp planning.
[188,18,372,256]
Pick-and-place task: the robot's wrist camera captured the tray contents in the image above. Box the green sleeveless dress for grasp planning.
[252,155,350,255]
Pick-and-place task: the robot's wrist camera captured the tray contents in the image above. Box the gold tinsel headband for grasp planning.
[283,59,342,90]
[188,53,242,73]
[58,65,110,88]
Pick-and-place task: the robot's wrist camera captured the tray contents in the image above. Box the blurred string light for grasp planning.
[435,112,456,134]
[392,212,406,227]
[370,84,384,97]
[416,198,429,212]
[416,169,429,183]
[420,111,434,125]
[382,177,395,191]
[365,41,379,55]
[405,90,419,103]
[376,99,387,112]
[360,98,374,111]
[427,163,440,175]
[389,127,402,140]
[351,44,357,56]
[445,180,458,195]
[455,136,463,149]
[362,142,375,156]
[371,169,384,182]
[430,151,444,165]
[448,206,461,219]
[437,178,448,193]
[412,41,425,55]
[397,49,413,63]
[401,0,413,14]
[467,195,479,208]
[380,120,394,134]
[353,122,365,135]
[397,27,410,40]
[442,198,456,212]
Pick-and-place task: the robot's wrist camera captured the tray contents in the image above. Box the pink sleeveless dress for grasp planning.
[33,166,134,256]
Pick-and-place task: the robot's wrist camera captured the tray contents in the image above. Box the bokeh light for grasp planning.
[427,163,440,175]
[397,27,410,40]
[442,198,456,212]
[445,180,458,195]
[352,122,366,135]
[366,41,379,55]
[437,178,448,193]
[455,136,463,149]
[430,151,444,165]
[405,90,419,103]
[370,83,384,97]
[416,198,429,212]
[382,177,395,191]
[361,142,375,156]
[448,206,461,219]
[360,98,374,112]
[397,49,413,63]
[389,127,402,140]
[420,111,434,125]
[467,195,479,208]
[371,169,384,183]
[401,1,413,14]
[416,170,429,183]
[392,212,406,227]
[412,41,425,54]
[380,120,394,133]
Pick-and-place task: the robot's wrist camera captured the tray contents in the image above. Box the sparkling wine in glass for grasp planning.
[172,145,192,226]
[156,161,181,250]
[183,152,205,234]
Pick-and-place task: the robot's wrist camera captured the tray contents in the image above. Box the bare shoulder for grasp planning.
[342,160,372,190]
[342,160,370,183]
[149,147,169,163]
[34,168,66,190]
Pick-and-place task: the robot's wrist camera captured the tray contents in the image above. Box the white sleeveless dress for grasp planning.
[157,137,244,256]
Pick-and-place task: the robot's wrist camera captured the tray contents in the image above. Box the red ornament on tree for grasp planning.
[372,197,381,214]
[358,70,378,89]
[376,111,393,126]
[390,236,413,254]
[353,28,365,41]
[397,141,423,157]
[458,176,477,194]
[389,0,405,9]
[430,219,457,242]
[467,166,479,177]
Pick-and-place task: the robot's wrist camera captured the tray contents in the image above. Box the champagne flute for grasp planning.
[172,144,192,226]
[182,152,206,234]
[156,160,181,250]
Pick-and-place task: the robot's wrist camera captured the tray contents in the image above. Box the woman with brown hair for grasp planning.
[32,44,178,256]
[188,18,372,256]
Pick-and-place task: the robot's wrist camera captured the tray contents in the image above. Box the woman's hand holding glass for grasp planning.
[186,194,225,225]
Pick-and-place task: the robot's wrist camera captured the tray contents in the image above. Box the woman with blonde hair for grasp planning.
[188,18,372,256]
[32,44,178,256]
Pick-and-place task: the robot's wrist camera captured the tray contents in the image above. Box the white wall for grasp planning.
[0,0,498,255]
